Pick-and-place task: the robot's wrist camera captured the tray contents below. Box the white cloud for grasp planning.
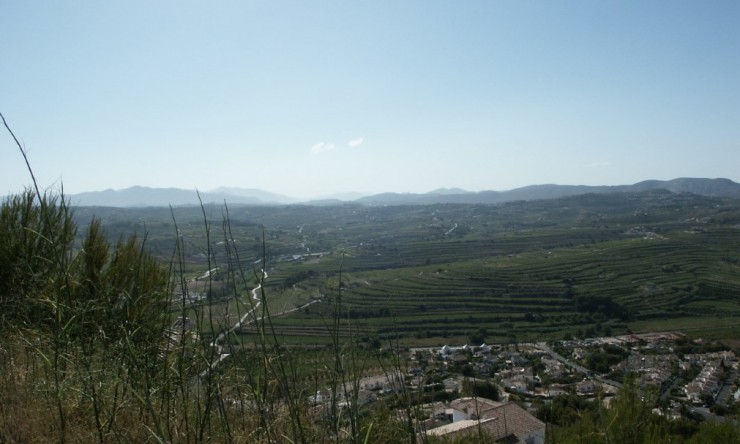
[347,137,364,148]
[311,142,335,154]
[310,137,363,154]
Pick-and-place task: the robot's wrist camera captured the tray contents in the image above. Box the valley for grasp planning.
[73,189,740,346]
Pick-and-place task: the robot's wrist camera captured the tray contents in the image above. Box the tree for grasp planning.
[602,374,658,444]
[463,380,500,401]
[0,190,75,329]
[0,191,170,361]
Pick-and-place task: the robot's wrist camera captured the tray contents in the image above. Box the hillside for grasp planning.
[74,189,740,344]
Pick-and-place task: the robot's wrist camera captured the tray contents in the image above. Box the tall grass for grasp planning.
[1,113,424,443]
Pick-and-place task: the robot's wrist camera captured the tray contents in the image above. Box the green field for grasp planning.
[75,190,740,344]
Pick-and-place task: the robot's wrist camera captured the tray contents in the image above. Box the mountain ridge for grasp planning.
[64,178,740,207]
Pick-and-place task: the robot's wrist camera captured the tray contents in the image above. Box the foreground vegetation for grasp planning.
[0,189,396,442]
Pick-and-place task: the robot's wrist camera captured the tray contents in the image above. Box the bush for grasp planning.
[0,190,75,329]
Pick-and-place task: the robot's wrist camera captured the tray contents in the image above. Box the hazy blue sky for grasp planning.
[2,1,738,198]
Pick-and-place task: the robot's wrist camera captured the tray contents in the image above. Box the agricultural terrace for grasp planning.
[74,190,740,345]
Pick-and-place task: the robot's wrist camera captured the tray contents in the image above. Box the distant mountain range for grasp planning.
[356,178,740,206]
[66,178,740,207]
[69,186,286,207]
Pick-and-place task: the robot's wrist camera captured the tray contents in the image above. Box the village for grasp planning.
[307,332,738,442]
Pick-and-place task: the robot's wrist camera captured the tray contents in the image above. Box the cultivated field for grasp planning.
[75,190,740,345]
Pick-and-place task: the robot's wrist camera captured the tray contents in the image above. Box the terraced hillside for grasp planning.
[75,190,740,344]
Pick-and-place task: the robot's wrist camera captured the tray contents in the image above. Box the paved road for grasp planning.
[659,376,679,402]
[715,368,738,406]
[536,342,622,389]
[203,268,324,374]
[209,269,267,348]
[199,269,267,376]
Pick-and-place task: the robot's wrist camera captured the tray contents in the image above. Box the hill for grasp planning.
[66,178,740,207]
[356,178,740,205]
[73,189,740,345]
[70,186,295,206]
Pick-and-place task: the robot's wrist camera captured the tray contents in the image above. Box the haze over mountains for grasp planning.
[65,178,740,207]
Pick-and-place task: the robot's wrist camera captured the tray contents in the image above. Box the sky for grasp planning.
[1,1,739,199]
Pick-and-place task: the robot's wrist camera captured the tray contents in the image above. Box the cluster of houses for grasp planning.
[682,351,736,405]
[301,331,738,440]
[306,374,546,441]
[431,343,532,374]
[418,397,545,443]
[309,372,407,407]
[306,360,547,441]
[427,333,739,408]
[613,353,675,388]
[422,343,569,398]
[437,343,493,359]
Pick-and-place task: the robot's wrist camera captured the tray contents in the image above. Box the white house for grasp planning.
[424,397,545,444]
